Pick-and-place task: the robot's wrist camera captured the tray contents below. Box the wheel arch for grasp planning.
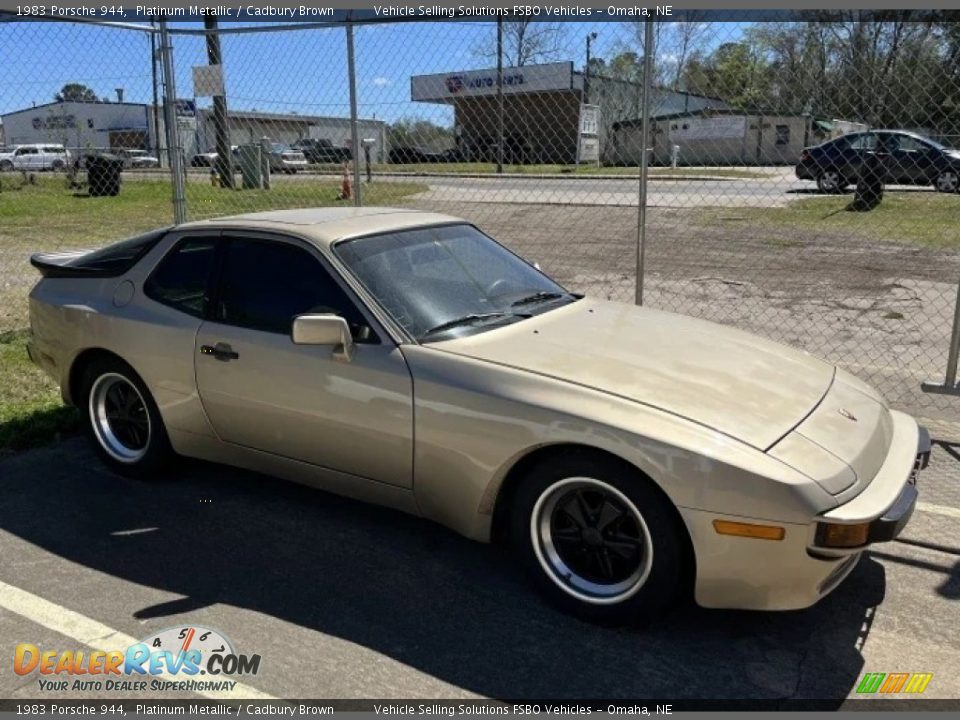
[489,442,696,594]
[67,347,136,406]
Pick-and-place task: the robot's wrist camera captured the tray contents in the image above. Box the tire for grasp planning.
[81,356,173,480]
[509,451,685,625]
[0,160,12,172]
[934,170,959,194]
[51,160,65,172]
[816,169,846,194]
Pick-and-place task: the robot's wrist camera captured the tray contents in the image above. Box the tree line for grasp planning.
[589,13,960,134]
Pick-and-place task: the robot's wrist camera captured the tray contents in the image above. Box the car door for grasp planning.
[844,132,876,179]
[892,135,939,184]
[14,147,38,170]
[194,232,414,488]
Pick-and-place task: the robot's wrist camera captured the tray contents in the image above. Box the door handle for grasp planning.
[200,343,239,361]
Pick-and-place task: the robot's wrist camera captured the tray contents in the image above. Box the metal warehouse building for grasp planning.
[610,109,869,166]
[411,61,729,164]
[194,109,388,163]
[1,101,156,154]
[1,100,387,163]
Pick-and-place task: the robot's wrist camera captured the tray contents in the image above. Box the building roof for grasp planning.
[180,207,460,246]
[197,108,382,125]
[1,99,149,119]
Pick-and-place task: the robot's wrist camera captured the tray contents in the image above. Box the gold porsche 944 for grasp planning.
[27,208,930,624]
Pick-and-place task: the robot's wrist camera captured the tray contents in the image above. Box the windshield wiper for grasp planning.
[510,291,569,307]
[420,311,530,339]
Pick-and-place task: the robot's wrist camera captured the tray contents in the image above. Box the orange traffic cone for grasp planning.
[338,163,352,200]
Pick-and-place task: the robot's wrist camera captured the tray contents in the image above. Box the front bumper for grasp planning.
[684,412,927,611]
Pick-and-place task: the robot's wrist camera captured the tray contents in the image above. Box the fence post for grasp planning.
[922,275,960,396]
[496,18,504,174]
[346,20,362,207]
[635,18,654,306]
[158,19,188,224]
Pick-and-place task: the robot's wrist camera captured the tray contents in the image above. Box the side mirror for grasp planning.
[291,313,353,362]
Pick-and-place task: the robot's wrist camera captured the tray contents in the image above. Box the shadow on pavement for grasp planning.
[0,438,885,704]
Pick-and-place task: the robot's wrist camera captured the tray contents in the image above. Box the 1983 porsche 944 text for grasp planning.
[27,208,931,624]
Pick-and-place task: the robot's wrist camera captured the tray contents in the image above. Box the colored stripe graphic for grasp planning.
[856,673,886,693]
[856,672,933,694]
[880,673,910,693]
[903,673,933,694]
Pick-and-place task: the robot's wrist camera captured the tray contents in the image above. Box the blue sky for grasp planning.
[0,18,744,125]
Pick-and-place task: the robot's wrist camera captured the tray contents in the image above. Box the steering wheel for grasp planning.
[485,278,513,298]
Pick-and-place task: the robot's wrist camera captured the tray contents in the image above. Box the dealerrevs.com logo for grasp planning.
[14,626,261,693]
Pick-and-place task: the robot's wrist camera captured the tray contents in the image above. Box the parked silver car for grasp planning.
[115,148,160,169]
[268,143,308,173]
[0,143,71,171]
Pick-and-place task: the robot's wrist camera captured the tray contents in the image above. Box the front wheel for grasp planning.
[935,170,959,193]
[510,452,685,625]
[82,357,172,479]
[816,169,846,194]
[0,160,13,172]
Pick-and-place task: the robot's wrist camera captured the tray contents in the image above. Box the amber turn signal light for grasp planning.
[712,520,785,541]
[815,522,870,548]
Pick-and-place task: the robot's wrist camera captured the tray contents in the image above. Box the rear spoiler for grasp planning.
[29,251,106,279]
[30,227,170,278]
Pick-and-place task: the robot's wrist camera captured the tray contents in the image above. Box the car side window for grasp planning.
[216,238,373,340]
[849,133,877,151]
[896,136,923,152]
[144,238,218,319]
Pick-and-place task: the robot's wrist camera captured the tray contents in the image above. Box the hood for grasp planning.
[431,298,834,450]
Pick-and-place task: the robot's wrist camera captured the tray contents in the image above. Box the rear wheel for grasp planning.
[817,169,846,194]
[82,357,172,479]
[510,452,685,625]
[935,170,959,193]
[51,159,65,171]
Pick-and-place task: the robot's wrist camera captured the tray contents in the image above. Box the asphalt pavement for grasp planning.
[1,430,958,704]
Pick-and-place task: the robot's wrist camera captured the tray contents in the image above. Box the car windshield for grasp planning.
[272,144,290,153]
[335,224,576,341]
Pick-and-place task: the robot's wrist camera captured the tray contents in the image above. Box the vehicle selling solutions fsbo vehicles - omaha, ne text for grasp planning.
[26,208,931,624]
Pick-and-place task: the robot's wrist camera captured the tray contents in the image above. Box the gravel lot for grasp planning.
[415,199,960,425]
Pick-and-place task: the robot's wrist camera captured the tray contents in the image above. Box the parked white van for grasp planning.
[0,144,71,171]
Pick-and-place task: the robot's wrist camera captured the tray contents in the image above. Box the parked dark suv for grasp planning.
[796,130,960,194]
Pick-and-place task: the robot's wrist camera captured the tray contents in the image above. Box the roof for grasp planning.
[179,207,463,247]
[197,108,383,125]
[1,100,149,119]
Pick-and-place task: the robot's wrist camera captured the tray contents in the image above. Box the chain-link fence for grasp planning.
[2,13,960,423]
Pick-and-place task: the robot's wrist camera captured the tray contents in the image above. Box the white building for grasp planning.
[1,101,156,154]
[1,100,387,163]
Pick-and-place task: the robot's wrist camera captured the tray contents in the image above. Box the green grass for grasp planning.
[299,162,772,179]
[0,330,80,454]
[697,192,960,248]
[0,175,427,250]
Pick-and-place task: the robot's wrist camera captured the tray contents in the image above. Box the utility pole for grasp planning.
[204,16,234,188]
[584,32,597,102]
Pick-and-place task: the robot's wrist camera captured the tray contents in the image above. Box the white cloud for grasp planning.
[372,77,391,87]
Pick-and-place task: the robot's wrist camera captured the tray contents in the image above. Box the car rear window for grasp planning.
[67,229,169,274]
